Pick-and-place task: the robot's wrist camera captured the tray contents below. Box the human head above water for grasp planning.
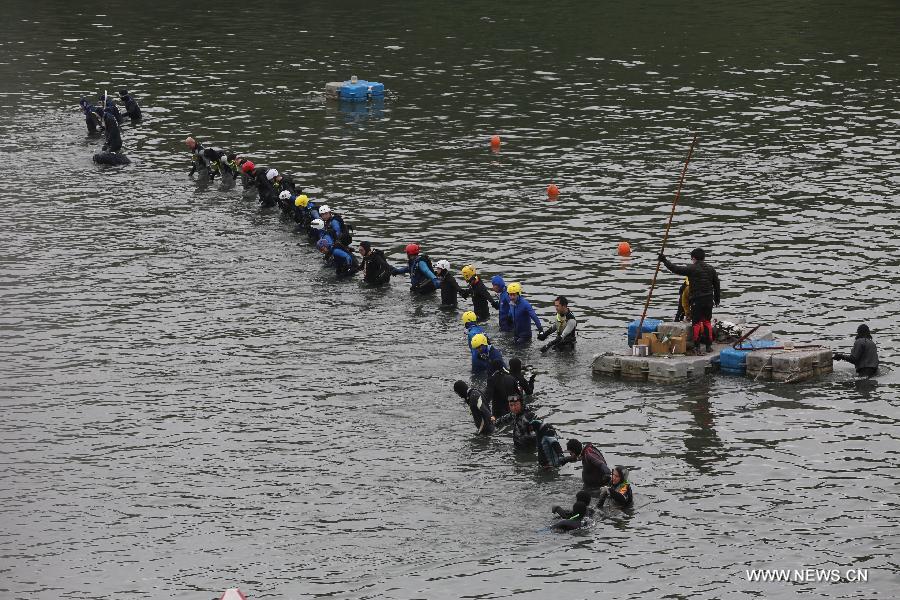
[611,466,628,484]
[857,324,871,338]
[509,357,522,374]
[690,248,705,262]
[566,439,582,457]
[453,380,469,399]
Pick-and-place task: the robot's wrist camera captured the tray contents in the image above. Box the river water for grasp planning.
[1,1,898,599]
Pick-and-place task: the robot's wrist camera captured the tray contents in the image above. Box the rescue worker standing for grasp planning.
[659,248,721,353]
[358,241,392,286]
[118,89,142,121]
[459,265,495,322]
[491,275,513,331]
[391,243,440,294]
[508,282,543,345]
[102,107,122,153]
[561,439,611,488]
[537,295,577,352]
[470,333,506,374]
[434,260,461,307]
[833,324,879,378]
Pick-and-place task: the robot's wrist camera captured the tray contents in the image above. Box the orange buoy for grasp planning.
[547,183,560,199]
[490,135,501,150]
[617,241,632,256]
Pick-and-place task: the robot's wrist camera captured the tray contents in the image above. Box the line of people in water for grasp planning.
[179,139,625,531]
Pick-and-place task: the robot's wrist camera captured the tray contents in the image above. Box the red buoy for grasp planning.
[617,241,632,256]
[547,183,560,199]
[490,135,501,150]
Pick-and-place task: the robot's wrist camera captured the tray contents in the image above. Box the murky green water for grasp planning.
[1,1,898,598]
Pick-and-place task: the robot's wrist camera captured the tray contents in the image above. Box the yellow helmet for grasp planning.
[507,282,522,294]
[470,333,488,349]
[461,265,477,280]
[461,311,477,324]
[294,194,309,208]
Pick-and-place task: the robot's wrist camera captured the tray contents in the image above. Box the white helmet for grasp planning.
[318,204,332,214]
[266,168,279,181]
[279,190,292,200]
[311,218,325,230]
[435,259,450,272]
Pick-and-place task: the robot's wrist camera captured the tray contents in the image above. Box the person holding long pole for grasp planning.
[658,248,721,354]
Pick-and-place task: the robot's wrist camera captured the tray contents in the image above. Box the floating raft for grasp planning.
[592,323,834,384]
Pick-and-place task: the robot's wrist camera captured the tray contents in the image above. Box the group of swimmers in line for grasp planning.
[178,137,630,531]
[74,111,879,530]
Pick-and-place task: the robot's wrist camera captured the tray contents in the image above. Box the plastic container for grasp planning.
[627,318,662,346]
[367,81,385,97]
[339,81,370,102]
[719,339,780,374]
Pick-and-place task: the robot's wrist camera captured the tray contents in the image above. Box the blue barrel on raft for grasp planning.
[719,340,780,375]
[338,79,385,102]
[627,318,662,346]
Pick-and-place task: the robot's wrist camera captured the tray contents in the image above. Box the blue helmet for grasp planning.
[316,238,332,252]
[491,275,505,288]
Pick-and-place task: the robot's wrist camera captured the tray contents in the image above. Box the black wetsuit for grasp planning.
[361,249,392,286]
[553,504,595,520]
[463,387,494,435]
[512,411,537,449]
[274,174,296,195]
[250,167,277,206]
[485,369,519,419]
[81,102,101,133]
[102,111,122,152]
[598,481,634,508]
[120,93,142,120]
[551,503,590,531]
[841,336,879,377]
[460,276,493,321]
[439,272,462,307]
[511,371,536,396]
[568,443,611,487]
[660,257,721,326]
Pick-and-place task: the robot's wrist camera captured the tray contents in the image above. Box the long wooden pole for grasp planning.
[634,134,698,345]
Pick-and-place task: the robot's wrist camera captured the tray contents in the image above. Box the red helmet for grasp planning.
[241,161,255,173]
[405,243,420,255]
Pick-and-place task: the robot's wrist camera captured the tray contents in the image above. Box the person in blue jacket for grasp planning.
[470,333,507,374]
[462,311,485,347]
[491,275,513,331]
[316,238,359,278]
[391,243,440,294]
[508,282,543,345]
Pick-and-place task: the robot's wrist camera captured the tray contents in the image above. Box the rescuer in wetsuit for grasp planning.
[508,358,536,397]
[833,324,879,378]
[537,295,577,353]
[358,241,393,286]
[459,265,495,322]
[560,438,612,488]
[453,380,494,435]
[118,89,142,121]
[434,259,461,308]
[659,248,721,353]
[596,466,634,509]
